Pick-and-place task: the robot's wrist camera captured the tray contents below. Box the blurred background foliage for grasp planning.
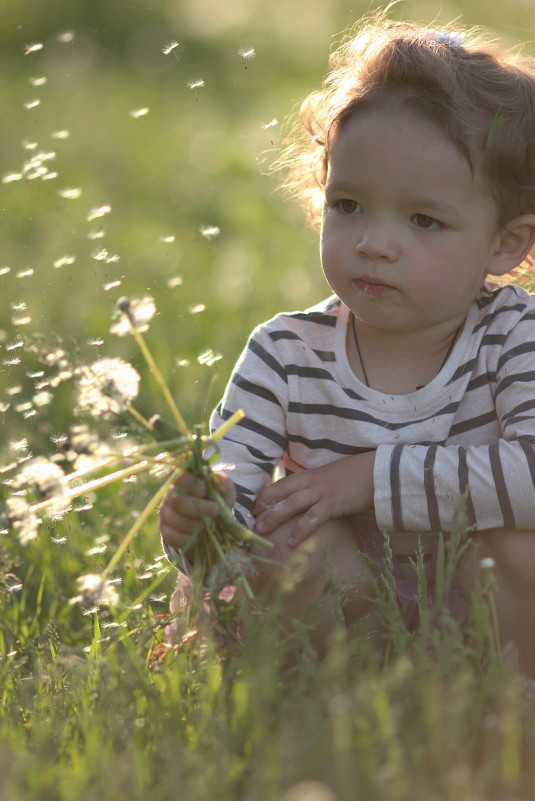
[1,0,535,443]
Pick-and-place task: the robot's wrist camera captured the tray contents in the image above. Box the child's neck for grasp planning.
[347,315,464,395]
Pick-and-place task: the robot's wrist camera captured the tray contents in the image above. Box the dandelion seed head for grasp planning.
[480,557,496,570]
[197,348,222,367]
[16,269,34,278]
[6,340,24,351]
[199,224,220,239]
[187,79,205,90]
[162,40,180,55]
[71,573,119,610]
[110,296,156,336]
[76,358,140,417]
[60,424,113,468]
[58,187,82,199]
[12,316,32,326]
[87,204,111,221]
[4,495,39,544]
[16,457,66,505]
[88,229,105,240]
[129,107,150,119]
[3,357,21,367]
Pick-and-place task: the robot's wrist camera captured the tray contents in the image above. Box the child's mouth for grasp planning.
[354,278,394,296]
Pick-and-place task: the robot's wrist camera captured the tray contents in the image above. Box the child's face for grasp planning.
[321,107,504,336]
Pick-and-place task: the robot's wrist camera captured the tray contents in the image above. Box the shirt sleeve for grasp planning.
[374,317,535,533]
[209,325,289,529]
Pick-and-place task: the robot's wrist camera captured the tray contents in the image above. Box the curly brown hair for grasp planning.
[276,13,535,236]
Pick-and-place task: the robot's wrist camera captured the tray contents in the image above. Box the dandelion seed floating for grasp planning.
[199,224,220,239]
[237,46,256,62]
[70,573,119,611]
[53,255,76,269]
[159,235,175,243]
[58,188,82,199]
[129,107,150,119]
[261,118,278,129]
[168,276,183,288]
[188,303,206,315]
[51,130,70,139]
[23,99,41,110]
[91,248,119,263]
[197,348,222,367]
[87,204,112,221]
[29,76,47,86]
[57,31,75,44]
[187,79,205,90]
[163,40,180,56]
[24,42,44,55]
[2,173,23,184]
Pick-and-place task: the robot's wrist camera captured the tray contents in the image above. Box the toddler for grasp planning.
[160,15,535,673]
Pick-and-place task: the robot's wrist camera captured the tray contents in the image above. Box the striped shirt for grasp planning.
[210,282,535,534]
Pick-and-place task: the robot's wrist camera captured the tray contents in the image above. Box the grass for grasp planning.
[3,1,535,799]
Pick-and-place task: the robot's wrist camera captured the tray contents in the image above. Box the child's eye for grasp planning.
[335,199,361,215]
[412,213,441,230]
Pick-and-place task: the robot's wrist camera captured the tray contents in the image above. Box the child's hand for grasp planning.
[159,470,236,555]
[252,452,375,547]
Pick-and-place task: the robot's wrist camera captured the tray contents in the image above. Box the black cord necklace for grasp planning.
[350,313,460,389]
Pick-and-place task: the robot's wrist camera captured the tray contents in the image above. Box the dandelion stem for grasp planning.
[102,468,181,578]
[212,408,245,441]
[130,327,188,437]
[126,403,154,431]
[30,461,153,514]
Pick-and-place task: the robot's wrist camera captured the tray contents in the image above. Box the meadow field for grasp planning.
[2,0,535,798]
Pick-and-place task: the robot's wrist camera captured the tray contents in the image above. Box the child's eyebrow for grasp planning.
[405,196,461,219]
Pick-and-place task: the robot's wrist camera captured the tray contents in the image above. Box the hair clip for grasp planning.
[422,28,467,48]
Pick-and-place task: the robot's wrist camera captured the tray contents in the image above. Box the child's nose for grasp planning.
[355,221,397,261]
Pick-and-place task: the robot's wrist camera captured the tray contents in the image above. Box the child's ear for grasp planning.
[488,214,535,276]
